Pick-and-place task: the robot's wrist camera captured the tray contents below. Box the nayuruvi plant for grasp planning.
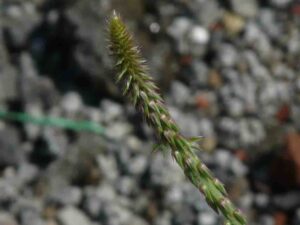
[108,12,247,225]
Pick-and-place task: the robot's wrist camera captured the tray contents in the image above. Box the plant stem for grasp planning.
[108,11,246,225]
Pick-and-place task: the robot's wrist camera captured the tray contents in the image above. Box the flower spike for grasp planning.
[108,12,246,225]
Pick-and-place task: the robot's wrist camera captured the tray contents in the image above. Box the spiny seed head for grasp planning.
[160,114,167,120]
[149,100,156,107]
[201,164,208,171]
[199,185,207,194]
[185,158,193,167]
[214,178,220,185]
[108,12,246,225]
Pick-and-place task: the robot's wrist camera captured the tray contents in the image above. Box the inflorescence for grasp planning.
[108,12,247,225]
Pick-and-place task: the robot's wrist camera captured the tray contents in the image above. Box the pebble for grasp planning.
[197,211,217,225]
[169,81,191,107]
[218,44,238,68]
[49,186,82,206]
[58,207,91,225]
[223,12,245,35]
[0,212,18,225]
[254,193,270,208]
[188,25,210,45]
[0,126,22,168]
[231,0,258,18]
[150,154,185,187]
[61,92,83,114]
[116,176,137,196]
[100,99,123,122]
[167,17,191,40]
[106,122,132,140]
[97,155,119,182]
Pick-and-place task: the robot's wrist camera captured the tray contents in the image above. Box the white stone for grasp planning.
[58,207,91,225]
[61,92,82,113]
[189,26,210,44]
[197,212,217,225]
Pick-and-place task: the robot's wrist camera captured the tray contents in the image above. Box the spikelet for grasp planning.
[108,12,246,225]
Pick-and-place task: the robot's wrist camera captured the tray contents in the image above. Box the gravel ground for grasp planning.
[1,0,300,225]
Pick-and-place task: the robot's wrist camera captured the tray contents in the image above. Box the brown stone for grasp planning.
[208,70,223,89]
[223,12,245,35]
[201,137,217,152]
[269,132,300,189]
[274,211,287,225]
[276,104,290,123]
[286,132,300,184]
[234,149,249,162]
[195,94,210,110]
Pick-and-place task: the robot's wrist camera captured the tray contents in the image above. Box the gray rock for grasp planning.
[168,81,191,107]
[193,61,209,86]
[14,198,43,225]
[197,211,217,225]
[100,99,124,122]
[259,215,274,225]
[61,92,83,115]
[0,68,18,102]
[294,208,300,225]
[20,54,59,108]
[127,155,147,176]
[83,184,117,218]
[218,44,238,68]
[0,179,18,204]
[149,153,185,187]
[273,192,300,210]
[230,157,248,177]
[65,0,112,87]
[172,205,195,225]
[1,2,40,48]
[49,186,82,206]
[218,117,240,149]
[125,135,143,153]
[0,126,22,168]
[42,127,69,157]
[154,211,171,225]
[106,122,132,140]
[16,162,38,185]
[58,207,91,225]
[169,108,200,137]
[225,98,244,117]
[258,9,280,39]
[240,192,254,210]
[116,176,137,196]
[167,17,192,53]
[192,0,222,27]
[0,212,18,225]
[97,155,119,182]
[270,0,292,7]
[214,150,232,169]
[0,31,18,101]
[240,119,265,147]
[245,23,272,59]
[164,186,184,212]
[167,17,191,40]
[231,0,258,18]
[198,118,215,137]
[254,193,270,208]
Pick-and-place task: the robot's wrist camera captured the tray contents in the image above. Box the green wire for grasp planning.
[0,110,105,135]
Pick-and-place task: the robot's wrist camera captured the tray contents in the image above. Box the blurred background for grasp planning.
[0,0,300,225]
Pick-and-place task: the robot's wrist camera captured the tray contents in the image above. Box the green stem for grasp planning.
[0,110,105,135]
